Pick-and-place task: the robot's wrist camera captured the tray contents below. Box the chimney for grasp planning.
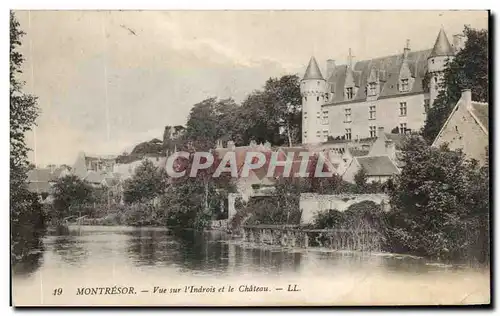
[453,34,466,53]
[385,139,396,161]
[326,59,336,79]
[462,89,472,106]
[378,126,385,138]
[227,140,236,151]
[216,139,223,149]
[403,39,411,59]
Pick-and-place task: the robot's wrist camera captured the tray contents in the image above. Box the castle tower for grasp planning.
[428,27,455,107]
[301,56,327,144]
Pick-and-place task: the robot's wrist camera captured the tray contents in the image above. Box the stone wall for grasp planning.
[300,193,390,225]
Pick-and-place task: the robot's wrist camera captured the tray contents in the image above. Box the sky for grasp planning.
[14,10,488,167]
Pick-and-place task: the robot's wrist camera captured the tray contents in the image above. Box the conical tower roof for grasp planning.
[303,56,324,80]
[430,28,454,57]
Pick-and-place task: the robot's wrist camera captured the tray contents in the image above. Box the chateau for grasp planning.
[301,28,466,144]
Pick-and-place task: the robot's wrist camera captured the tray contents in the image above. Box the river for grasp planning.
[12,225,490,306]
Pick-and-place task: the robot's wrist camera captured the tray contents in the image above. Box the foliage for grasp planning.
[161,146,236,230]
[181,74,301,150]
[51,175,94,220]
[313,201,386,231]
[422,26,488,143]
[354,167,368,192]
[10,12,47,264]
[183,97,241,150]
[263,75,302,146]
[386,135,489,262]
[123,159,167,204]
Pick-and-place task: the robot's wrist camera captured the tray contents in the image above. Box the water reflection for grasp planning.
[11,225,489,279]
[11,228,45,277]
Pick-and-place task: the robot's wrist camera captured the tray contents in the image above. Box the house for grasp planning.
[341,128,401,183]
[26,165,72,202]
[214,140,334,201]
[432,89,489,165]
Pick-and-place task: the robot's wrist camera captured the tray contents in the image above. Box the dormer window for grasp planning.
[400,79,409,92]
[346,87,354,100]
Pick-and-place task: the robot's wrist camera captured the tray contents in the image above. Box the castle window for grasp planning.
[322,110,329,124]
[317,96,319,101]
[400,79,409,92]
[344,108,352,122]
[400,102,407,116]
[345,128,352,140]
[368,82,377,96]
[316,112,320,118]
[399,123,407,134]
[432,59,435,64]
[346,87,354,100]
[369,126,377,138]
[369,105,376,120]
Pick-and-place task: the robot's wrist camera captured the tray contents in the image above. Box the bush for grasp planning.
[386,136,490,262]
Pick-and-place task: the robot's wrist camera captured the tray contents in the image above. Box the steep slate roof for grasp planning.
[303,57,324,80]
[27,168,52,183]
[430,28,454,57]
[28,181,52,194]
[325,49,431,105]
[470,102,489,133]
[355,156,400,176]
[85,171,106,184]
[384,133,405,150]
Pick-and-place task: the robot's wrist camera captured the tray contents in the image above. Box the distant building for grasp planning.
[27,165,71,201]
[341,128,401,183]
[301,28,465,144]
[432,89,489,165]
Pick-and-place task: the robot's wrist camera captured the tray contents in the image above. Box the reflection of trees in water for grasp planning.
[11,227,45,276]
[126,229,170,266]
[50,227,89,266]
[126,229,230,273]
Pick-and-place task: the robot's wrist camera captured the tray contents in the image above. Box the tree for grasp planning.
[386,136,489,261]
[123,159,167,204]
[10,12,46,264]
[162,144,235,229]
[184,97,240,150]
[354,167,368,192]
[263,75,302,146]
[422,26,488,143]
[52,175,94,220]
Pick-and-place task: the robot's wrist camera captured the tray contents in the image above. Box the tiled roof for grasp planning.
[355,156,399,176]
[430,28,454,58]
[28,181,52,194]
[27,168,52,182]
[303,56,324,80]
[470,102,489,133]
[325,49,431,105]
[385,133,405,150]
[84,171,106,184]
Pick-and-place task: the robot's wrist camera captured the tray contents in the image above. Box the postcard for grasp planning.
[10,10,490,306]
